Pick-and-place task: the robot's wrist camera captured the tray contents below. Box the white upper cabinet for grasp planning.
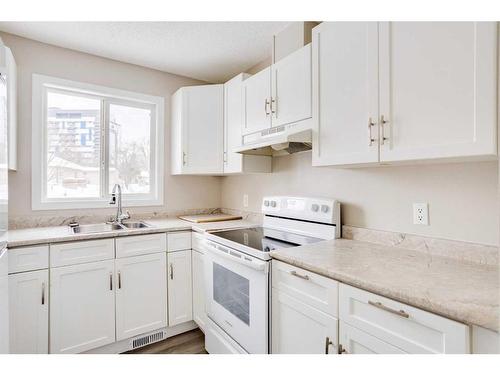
[115,252,167,341]
[379,22,498,162]
[242,67,272,135]
[0,44,17,170]
[312,22,379,166]
[242,45,313,138]
[271,43,312,128]
[9,270,49,354]
[171,84,224,175]
[313,22,498,166]
[224,74,271,174]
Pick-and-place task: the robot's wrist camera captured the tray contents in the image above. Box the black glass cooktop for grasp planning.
[211,227,322,252]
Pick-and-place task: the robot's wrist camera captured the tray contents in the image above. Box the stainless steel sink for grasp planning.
[71,223,125,234]
[121,221,151,229]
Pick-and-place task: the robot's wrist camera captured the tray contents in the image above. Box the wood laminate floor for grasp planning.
[125,328,207,354]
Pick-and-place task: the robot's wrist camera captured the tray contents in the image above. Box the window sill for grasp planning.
[31,197,164,211]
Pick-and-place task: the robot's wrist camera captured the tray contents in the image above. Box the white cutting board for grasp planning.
[178,213,243,223]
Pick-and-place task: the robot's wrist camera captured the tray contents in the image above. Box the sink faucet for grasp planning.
[109,184,130,224]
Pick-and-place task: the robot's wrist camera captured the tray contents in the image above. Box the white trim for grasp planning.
[32,74,164,211]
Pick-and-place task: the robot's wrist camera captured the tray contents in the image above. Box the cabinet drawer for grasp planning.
[339,283,470,353]
[50,239,114,267]
[116,234,166,258]
[272,260,338,317]
[8,245,49,273]
[167,231,192,252]
[191,232,206,253]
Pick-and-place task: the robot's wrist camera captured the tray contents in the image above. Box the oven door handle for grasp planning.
[205,243,268,272]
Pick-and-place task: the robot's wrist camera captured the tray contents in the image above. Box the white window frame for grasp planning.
[32,74,164,210]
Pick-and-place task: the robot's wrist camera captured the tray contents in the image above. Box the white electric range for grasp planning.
[203,196,340,354]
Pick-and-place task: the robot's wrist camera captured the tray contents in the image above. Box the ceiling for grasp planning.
[0,22,289,83]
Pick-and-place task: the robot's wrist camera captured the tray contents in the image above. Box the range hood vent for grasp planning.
[235,120,312,156]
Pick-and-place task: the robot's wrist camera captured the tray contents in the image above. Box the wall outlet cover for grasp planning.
[243,194,249,208]
[413,203,429,225]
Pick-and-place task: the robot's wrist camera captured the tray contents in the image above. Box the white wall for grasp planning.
[221,152,499,246]
[1,32,222,220]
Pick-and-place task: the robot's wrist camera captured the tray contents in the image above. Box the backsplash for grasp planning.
[343,225,499,266]
[9,208,221,230]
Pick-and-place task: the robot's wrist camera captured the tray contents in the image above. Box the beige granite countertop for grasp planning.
[271,238,500,332]
[6,218,256,247]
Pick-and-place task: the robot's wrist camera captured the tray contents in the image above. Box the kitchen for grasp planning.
[0,2,499,374]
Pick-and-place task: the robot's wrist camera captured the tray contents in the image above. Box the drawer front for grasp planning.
[8,245,49,273]
[50,239,114,267]
[272,260,338,317]
[167,232,192,252]
[339,283,470,354]
[116,234,166,258]
[191,232,206,254]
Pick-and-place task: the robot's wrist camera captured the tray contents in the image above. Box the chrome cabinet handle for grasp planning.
[41,282,45,305]
[380,115,389,145]
[368,117,375,146]
[325,337,333,354]
[271,98,277,115]
[109,272,113,291]
[368,300,410,318]
[169,263,174,280]
[182,152,187,166]
[338,344,347,354]
[264,98,270,115]
[290,270,309,280]
[118,271,122,289]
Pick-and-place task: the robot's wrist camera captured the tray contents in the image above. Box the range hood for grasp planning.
[235,121,312,156]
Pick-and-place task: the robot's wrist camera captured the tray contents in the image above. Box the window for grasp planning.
[32,74,164,210]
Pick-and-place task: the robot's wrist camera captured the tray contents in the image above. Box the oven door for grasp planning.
[204,240,269,354]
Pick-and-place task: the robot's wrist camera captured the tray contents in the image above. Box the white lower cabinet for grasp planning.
[8,270,49,353]
[271,288,338,354]
[168,250,193,326]
[50,260,116,354]
[192,249,206,332]
[115,252,167,341]
[339,321,404,354]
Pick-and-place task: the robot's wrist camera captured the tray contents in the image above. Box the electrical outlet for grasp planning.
[243,194,249,208]
[413,203,429,225]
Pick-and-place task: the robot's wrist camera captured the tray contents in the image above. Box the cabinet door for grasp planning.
[224,73,248,173]
[271,44,312,127]
[339,321,405,354]
[242,67,272,135]
[50,260,115,353]
[379,22,498,162]
[182,85,224,174]
[271,289,338,354]
[9,270,48,353]
[168,250,193,326]
[115,252,167,341]
[192,250,206,332]
[312,22,379,166]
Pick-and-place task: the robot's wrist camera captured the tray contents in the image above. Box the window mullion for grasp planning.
[101,99,108,199]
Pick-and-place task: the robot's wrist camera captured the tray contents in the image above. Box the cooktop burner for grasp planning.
[210,226,323,253]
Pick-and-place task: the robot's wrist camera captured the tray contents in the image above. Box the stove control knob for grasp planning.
[311,204,319,212]
[264,200,270,207]
[270,201,277,208]
[321,205,329,213]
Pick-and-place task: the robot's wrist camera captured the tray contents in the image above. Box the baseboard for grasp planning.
[84,321,199,354]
